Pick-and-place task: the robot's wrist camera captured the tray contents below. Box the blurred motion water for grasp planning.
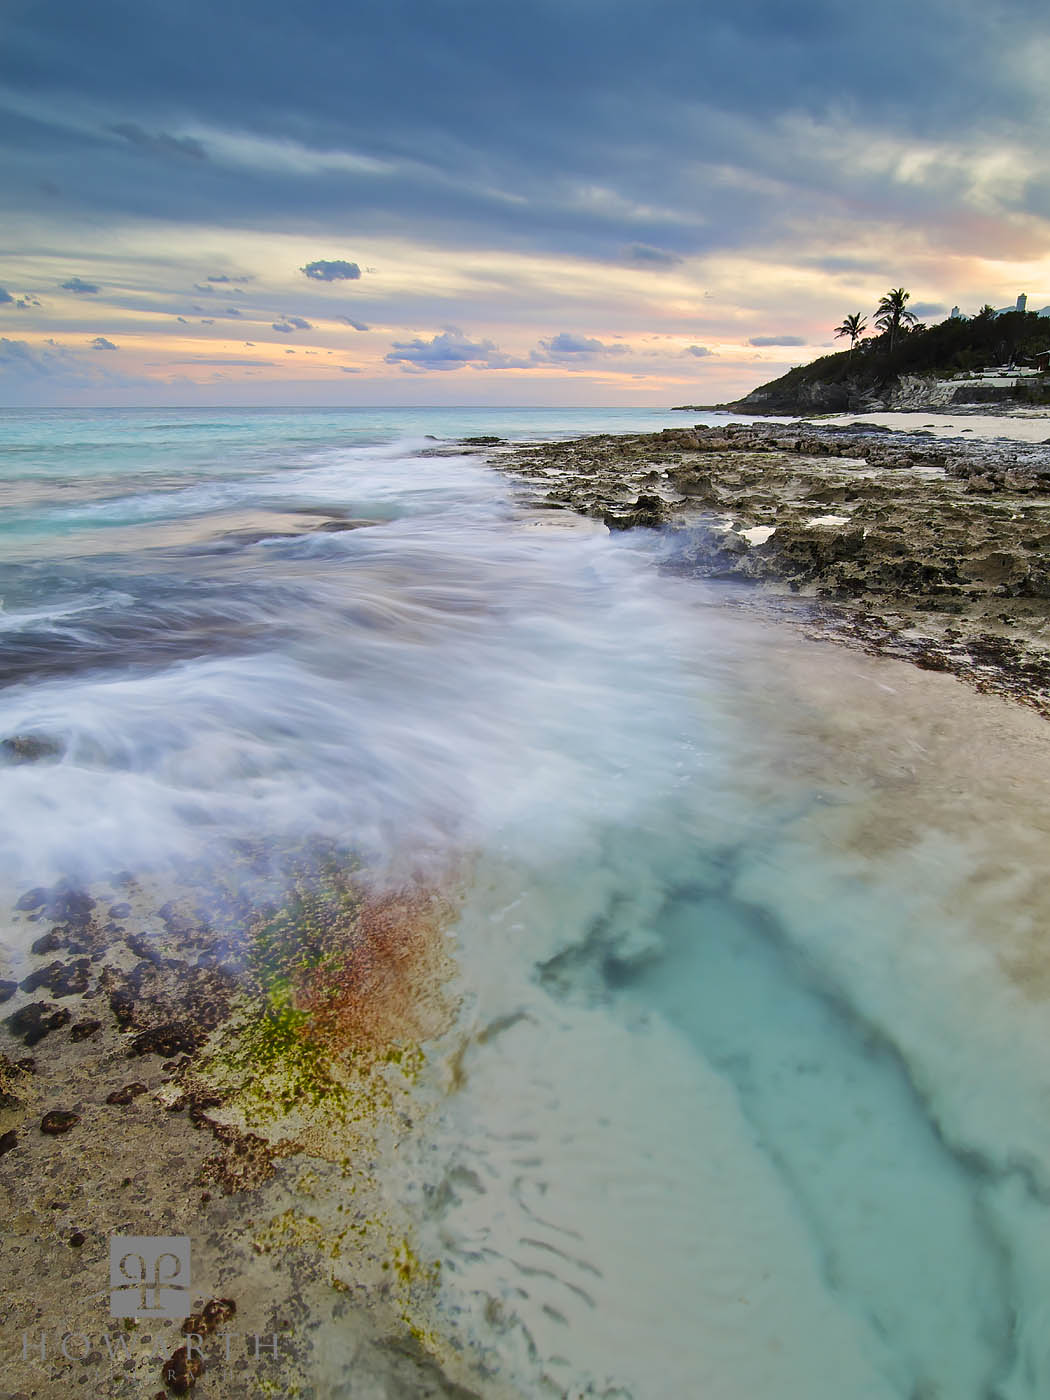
[3,405,1049,1399]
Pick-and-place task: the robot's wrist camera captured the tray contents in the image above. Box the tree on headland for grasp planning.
[834,313,867,360]
[874,288,917,354]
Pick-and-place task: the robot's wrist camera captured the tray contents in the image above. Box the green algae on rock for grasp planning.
[0,858,482,1398]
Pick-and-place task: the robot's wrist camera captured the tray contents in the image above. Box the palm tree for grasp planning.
[874,288,918,354]
[834,312,867,361]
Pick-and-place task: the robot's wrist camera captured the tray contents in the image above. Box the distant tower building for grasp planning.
[1017,293,1028,312]
[950,306,962,319]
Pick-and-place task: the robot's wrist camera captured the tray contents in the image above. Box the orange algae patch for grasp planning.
[293,882,460,1057]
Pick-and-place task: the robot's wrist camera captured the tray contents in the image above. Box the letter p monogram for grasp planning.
[109,1236,191,1319]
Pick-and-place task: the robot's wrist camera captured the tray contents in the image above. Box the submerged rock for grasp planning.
[129,1024,200,1058]
[161,1344,204,1394]
[5,1001,71,1046]
[0,734,63,764]
[182,1296,236,1337]
[40,1109,80,1135]
[106,1081,148,1105]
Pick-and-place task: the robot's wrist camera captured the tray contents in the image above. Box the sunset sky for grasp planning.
[3,0,1050,406]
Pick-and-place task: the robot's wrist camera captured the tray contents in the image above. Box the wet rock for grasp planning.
[129,1024,199,1059]
[108,902,132,919]
[43,885,96,926]
[68,1230,86,1247]
[0,1130,17,1156]
[461,435,505,446]
[70,1018,102,1041]
[0,734,63,764]
[109,990,136,1028]
[187,1091,223,1127]
[5,1001,72,1046]
[40,1109,80,1135]
[29,929,64,955]
[106,1082,148,1105]
[622,492,667,529]
[156,901,193,937]
[20,958,91,998]
[14,888,47,912]
[161,1344,204,1394]
[182,1297,236,1337]
[498,423,1050,713]
[126,932,165,966]
[0,980,16,1003]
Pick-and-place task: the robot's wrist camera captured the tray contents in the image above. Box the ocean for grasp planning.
[3,404,1050,1398]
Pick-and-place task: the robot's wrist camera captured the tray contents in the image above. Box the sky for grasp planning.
[2,0,1050,407]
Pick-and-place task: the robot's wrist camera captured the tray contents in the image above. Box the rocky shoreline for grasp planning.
[494,420,1050,716]
[0,854,486,1399]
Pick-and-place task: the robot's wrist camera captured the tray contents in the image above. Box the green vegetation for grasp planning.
[834,312,867,362]
[732,297,1050,414]
[211,999,348,1118]
[874,288,918,354]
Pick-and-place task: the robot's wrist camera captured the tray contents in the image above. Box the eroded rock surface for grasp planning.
[499,422,1050,713]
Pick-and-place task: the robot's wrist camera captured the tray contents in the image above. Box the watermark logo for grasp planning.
[109,1236,191,1320]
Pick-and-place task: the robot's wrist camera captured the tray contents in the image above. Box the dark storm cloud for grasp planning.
[301,260,361,281]
[749,334,805,346]
[61,277,99,294]
[4,0,1048,261]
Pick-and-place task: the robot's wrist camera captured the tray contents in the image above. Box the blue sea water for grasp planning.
[2,405,1050,1399]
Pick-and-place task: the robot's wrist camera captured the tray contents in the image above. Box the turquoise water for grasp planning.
[2,406,1049,1398]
